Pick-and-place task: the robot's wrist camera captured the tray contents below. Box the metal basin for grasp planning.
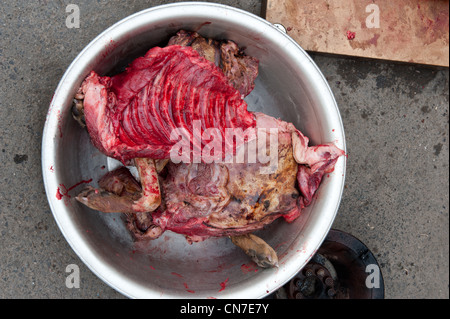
[42,2,346,299]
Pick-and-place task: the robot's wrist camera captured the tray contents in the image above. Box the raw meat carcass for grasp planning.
[73,31,344,267]
[168,30,259,97]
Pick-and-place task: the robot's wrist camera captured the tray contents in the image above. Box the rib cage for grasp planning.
[82,45,256,163]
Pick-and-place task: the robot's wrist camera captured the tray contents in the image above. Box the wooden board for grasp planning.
[262,0,449,67]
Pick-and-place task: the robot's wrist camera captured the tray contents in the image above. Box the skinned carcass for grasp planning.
[74,32,344,267]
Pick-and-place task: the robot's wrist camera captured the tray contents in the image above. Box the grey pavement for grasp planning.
[0,0,448,298]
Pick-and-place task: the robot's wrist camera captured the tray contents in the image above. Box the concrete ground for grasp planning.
[0,0,448,298]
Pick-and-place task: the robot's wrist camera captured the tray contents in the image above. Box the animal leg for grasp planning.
[230,234,279,268]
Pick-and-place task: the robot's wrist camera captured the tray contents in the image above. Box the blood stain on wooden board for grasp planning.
[263,0,449,66]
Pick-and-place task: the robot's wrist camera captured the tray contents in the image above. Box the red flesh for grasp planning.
[79,42,345,241]
[81,45,256,163]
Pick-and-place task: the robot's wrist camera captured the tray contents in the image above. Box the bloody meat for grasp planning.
[76,33,344,244]
[81,45,255,164]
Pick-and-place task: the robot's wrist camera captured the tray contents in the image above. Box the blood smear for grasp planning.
[241,263,258,274]
[219,278,229,292]
[55,179,93,200]
[183,282,195,294]
[347,30,356,40]
[56,188,64,200]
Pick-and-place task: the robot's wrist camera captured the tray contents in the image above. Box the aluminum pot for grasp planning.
[42,2,346,299]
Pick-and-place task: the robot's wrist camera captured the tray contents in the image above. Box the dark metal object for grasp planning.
[278,229,384,299]
[286,253,342,299]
